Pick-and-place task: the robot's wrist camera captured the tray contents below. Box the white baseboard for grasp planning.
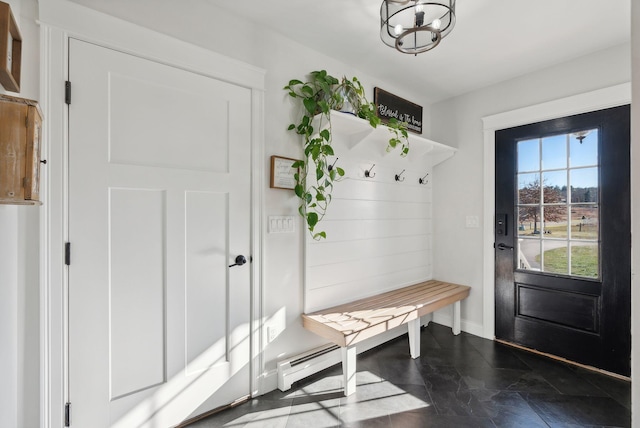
[258,369,279,396]
[432,312,485,338]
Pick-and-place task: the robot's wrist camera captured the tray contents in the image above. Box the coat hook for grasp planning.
[419,173,429,185]
[395,169,405,182]
[365,164,376,178]
[328,157,339,171]
[40,159,47,165]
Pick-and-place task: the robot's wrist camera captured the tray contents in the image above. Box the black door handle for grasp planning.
[229,255,247,268]
[497,243,514,251]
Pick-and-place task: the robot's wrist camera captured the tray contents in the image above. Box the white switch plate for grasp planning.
[267,326,277,342]
[465,215,479,228]
[268,216,295,233]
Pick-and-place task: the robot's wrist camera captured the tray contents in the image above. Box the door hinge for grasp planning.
[65,81,71,105]
[65,242,71,266]
[64,402,71,427]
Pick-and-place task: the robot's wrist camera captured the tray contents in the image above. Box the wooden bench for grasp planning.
[301,279,470,396]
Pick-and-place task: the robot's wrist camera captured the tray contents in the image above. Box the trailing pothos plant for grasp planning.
[284,70,409,240]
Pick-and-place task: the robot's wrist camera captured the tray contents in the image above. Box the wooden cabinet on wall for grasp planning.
[0,94,43,205]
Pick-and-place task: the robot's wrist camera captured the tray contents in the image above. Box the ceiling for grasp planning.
[68,0,631,104]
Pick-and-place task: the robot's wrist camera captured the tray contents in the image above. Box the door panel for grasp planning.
[495,105,630,376]
[109,188,166,400]
[68,39,252,427]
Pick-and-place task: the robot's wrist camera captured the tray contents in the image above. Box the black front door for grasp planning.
[495,105,630,376]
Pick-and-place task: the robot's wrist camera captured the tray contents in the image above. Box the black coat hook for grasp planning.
[395,169,405,182]
[328,157,339,171]
[419,173,429,185]
[365,164,376,178]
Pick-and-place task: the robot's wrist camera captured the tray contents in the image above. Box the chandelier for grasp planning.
[380,0,456,55]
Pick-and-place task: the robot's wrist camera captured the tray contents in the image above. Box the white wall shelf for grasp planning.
[324,111,457,166]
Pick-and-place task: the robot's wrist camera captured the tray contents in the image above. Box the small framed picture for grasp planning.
[0,1,22,93]
[270,155,299,190]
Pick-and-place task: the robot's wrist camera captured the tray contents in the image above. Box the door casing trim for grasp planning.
[39,2,266,426]
[481,83,631,340]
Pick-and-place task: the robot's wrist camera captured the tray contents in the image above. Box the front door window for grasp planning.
[516,129,599,278]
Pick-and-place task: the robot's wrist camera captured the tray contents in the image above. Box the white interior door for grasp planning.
[68,38,252,427]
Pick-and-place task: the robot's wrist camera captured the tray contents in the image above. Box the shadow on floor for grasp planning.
[188,323,631,427]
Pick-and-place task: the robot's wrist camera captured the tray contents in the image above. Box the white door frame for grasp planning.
[481,83,631,340]
[38,2,266,426]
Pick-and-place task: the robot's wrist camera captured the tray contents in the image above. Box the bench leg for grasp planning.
[408,318,421,359]
[341,345,356,396]
[423,313,433,327]
[452,301,461,335]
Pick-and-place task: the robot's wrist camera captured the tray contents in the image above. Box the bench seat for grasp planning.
[301,279,470,395]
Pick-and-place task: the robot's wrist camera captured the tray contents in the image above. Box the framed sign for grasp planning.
[270,155,298,190]
[374,87,423,134]
[0,1,22,93]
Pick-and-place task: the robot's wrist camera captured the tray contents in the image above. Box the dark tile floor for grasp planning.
[189,323,631,427]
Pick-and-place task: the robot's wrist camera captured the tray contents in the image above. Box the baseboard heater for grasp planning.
[277,343,341,391]
[276,318,432,391]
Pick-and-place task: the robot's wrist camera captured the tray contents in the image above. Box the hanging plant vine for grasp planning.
[284,70,409,240]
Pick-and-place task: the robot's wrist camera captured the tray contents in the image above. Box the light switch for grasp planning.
[268,216,295,233]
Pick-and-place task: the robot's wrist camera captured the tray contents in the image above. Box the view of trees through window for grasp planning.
[516,129,599,278]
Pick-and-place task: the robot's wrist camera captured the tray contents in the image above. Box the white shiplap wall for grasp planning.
[304,113,455,312]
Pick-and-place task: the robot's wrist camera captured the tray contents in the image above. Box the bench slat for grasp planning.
[313,282,463,323]
[311,280,455,315]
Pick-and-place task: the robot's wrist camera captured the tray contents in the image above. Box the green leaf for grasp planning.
[320,129,331,142]
[316,192,325,202]
[301,85,314,98]
[316,168,324,181]
[306,125,314,136]
[319,81,331,96]
[322,144,334,155]
[307,212,319,227]
[313,231,327,240]
[294,184,304,198]
[292,160,304,169]
[305,193,312,204]
[287,124,295,130]
[303,98,317,115]
[336,167,345,176]
[288,79,303,86]
[318,100,330,114]
[304,144,313,157]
